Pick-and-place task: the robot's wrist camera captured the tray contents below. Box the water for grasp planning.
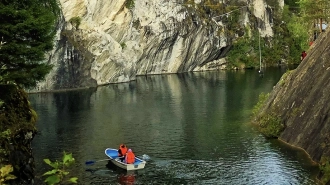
[29,67,320,185]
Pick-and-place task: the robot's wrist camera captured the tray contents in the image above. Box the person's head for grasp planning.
[120,144,126,148]
[128,149,132,152]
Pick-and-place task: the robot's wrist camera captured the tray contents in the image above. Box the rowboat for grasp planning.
[105,148,146,170]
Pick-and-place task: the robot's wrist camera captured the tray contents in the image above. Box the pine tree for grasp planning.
[0,0,59,89]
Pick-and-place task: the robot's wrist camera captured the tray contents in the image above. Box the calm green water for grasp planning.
[30,67,320,185]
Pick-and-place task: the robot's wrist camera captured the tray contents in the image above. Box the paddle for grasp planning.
[85,159,112,165]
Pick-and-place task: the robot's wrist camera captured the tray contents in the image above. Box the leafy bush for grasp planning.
[125,0,135,9]
[252,93,269,117]
[69,17,82,30]
[43,152,78,185]
[258,113,284,138]
[252,93,284,138]
[0,165,16,185]
[120,42,127,49]
[320,156,330,184]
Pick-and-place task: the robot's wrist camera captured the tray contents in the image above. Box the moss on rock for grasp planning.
[0,85,37,184]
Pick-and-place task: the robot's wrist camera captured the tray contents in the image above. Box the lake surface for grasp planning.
[30,67,320,185]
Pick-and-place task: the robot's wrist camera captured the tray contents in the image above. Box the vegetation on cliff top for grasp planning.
[182,0,311,68]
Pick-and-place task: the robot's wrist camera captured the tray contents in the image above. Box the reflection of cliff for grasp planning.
[256,28,330,181]
[34,0,276,92]
[30,88,96,163]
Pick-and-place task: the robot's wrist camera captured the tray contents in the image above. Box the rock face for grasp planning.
[0,85,37,185]
[258,28,330,162]
[34,0,276,92]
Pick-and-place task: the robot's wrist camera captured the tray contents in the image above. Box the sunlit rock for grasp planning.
[33,0,277,92]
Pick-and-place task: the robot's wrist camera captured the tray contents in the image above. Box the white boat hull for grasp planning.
[105,148,146,171]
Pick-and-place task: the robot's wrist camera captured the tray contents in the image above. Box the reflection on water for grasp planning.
[30,68,320,184]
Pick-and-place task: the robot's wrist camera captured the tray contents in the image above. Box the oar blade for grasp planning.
[85,160,95,165]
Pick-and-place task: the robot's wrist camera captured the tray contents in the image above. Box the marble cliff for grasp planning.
[34,0,278,92]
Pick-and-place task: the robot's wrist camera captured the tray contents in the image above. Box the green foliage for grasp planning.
[297,0,330,21]
[125,0,135,9]
[252,93,269,117]
[0,130,11,162]
[258,113,284,138]
[284,0,300,7]
[69,17,81,30]
[286,15,309,50]
[320,156,330,184]
[281,0,330,62]
[0,165,16,185]
[227,30,259,68]
[253,93,284,138]
[0,86,37,131]
[0,0,59,89]
[120,42,127,49]
[0,85,37,168]
[43,152,78,185]
[279,70,292,86]
[270,4,308,64]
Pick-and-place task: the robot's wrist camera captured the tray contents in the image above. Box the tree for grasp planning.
[298,0,329,20]
[280,0,329,58]
[0,0,59,89]
[298,0,330,33]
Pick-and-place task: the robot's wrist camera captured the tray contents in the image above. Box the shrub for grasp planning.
[0,165,16,185]
[252,92,269,117]
[125,0,135,9]
[258,113,284,138]
[120,42,127,49]
[43,152,78,185]
[69,17,82,30]
[320,156,330,184]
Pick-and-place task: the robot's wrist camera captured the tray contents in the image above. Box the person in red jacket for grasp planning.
[301,51,307,61]
[125,149,135,164]
[118,144,128,162]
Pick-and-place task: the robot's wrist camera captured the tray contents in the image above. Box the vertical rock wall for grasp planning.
[258,28,330,162]
[33,0,276,92]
